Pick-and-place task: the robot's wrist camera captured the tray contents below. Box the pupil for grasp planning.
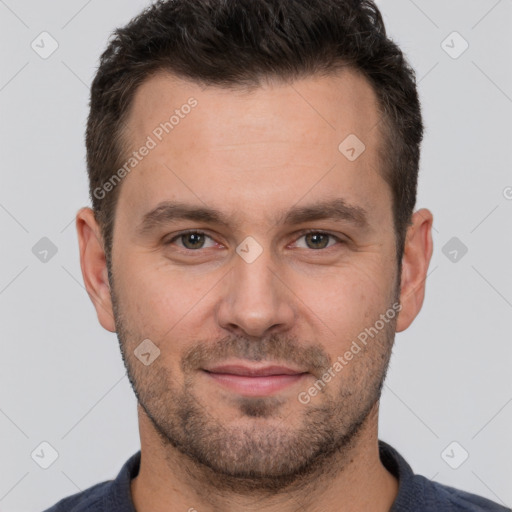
[184,233,204,249]
[306,233,328,249]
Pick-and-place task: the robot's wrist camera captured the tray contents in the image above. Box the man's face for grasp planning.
[106,70,401,484]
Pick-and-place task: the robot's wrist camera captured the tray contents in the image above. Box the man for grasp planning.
[44,0,509,510]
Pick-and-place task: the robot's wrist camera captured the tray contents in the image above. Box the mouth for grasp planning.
[202,362,309,397]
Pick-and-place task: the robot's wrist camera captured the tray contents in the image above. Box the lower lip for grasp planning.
[203,371,308,397]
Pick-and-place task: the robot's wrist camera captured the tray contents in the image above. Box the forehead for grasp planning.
[125,69,381,152]
[116,69,388,227]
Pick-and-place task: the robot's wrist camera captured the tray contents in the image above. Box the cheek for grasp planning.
[115,255,218,343]
[289,263,394,345]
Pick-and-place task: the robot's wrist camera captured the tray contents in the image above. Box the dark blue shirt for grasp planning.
[43,440,510,511]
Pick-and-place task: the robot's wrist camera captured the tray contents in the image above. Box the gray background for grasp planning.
[1,0,511,510]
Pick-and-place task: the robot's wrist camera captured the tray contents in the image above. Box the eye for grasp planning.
[165,230,342,252]
[167,231,217,250]
[294,231,340,250]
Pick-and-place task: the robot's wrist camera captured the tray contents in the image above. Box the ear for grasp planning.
[396,208,434,332]
[76,207,116,333]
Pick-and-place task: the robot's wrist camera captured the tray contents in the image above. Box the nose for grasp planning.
[215,246,296,339]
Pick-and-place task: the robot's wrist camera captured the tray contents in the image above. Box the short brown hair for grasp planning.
[86,0,423,267]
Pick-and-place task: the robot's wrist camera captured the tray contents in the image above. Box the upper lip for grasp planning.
[203,363,307,377]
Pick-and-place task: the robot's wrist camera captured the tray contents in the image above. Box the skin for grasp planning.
[77,69,433,512]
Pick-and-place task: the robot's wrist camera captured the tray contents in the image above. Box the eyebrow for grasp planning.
[136,198,369,237]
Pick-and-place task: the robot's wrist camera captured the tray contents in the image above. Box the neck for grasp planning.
[130,402,398,512]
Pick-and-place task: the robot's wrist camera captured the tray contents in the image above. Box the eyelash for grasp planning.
[165,229,344,251]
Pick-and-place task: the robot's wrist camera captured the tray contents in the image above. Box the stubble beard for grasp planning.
[109,267,398,493]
